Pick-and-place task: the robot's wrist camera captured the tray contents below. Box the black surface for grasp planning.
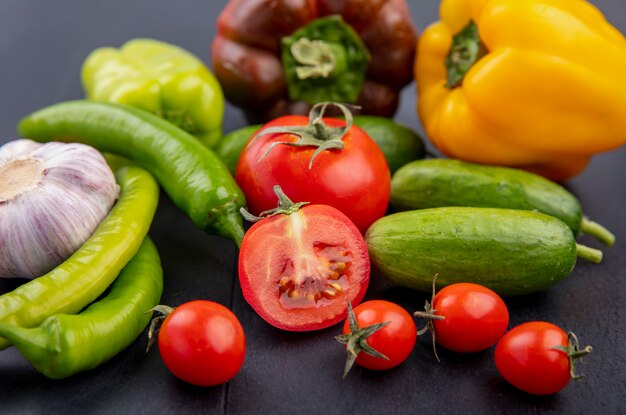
[0,1,624,414]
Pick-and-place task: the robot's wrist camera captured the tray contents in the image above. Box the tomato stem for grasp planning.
[413,274,443,362]
[146,305,175,352]
[246,102,355,169]
[335,301,390,378]
[553,331,593,380]
[240,185,309,223]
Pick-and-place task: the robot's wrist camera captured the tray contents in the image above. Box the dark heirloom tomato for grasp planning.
[238,189,370,331]
[212,0,417,122]
[235,103,390,234]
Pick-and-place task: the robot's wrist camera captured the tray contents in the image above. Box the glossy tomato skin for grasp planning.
[343,300,417,370]
[239,204,370,331]
[495,322,572,395]
[432,283,509,353]
[158,300,246,387]
[235,115,390,233]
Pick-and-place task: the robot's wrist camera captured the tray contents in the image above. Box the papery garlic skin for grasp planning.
[0,139,119,279]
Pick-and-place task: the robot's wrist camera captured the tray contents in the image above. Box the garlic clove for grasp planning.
[0,139,119,279]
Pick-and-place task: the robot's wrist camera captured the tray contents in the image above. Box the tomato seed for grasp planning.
[330,283,343,292]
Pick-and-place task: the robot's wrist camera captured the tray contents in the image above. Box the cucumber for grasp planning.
[353,116,425,173]
[391,159,615,246]
[215,124,261,175]
[365,207,602,296]
[215,116,425,175]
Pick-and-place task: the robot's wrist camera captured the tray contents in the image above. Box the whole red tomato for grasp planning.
[429,283,509,353]
[235,103,390,233]
[238,186,370,331]
[157,300,246,387]
[495,321,592,395]
[337,300,416,376]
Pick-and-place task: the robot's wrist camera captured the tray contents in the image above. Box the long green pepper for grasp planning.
[0,161,159,350]
[0,237,163,379]
[18,101,246,245]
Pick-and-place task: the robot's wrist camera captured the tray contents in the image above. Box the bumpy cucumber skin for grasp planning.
[365,207,578,297]
[353,116,425,173]
[391,159,583,234]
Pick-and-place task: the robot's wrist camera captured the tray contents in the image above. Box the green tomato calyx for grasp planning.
[240,185,309,223]
[552,331,592,380]
[247,102,355,169]
[335,300,390,379]
[413,274,446,362]
[146,305,175,352]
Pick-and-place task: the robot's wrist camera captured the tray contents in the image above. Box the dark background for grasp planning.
[0,1,624,413]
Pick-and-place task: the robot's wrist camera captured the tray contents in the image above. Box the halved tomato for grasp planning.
[238,197,370,331]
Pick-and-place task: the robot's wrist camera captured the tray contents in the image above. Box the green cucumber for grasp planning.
[215,124,261,174]
[365,207,602,297]
[391,159,615,246]
[215,116,425,175]
[353,116,425,173]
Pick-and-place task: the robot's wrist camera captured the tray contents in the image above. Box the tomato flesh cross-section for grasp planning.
[277,243,351,309]
[239,204,370,331]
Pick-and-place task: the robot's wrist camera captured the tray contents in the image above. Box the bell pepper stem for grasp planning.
[291,38,336,80]
[580,218,615,247]
[281,15,369,104]
[575,244,603,263]
[445,20,487,88]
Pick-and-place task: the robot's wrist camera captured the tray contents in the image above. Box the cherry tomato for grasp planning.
[157,300,246,387]
[341,300,416,371]
[495,322,591,395]
[429,283,509,353]
[235,106,390,233]
[239,198,370,331]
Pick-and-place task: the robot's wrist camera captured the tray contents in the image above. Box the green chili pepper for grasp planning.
[0,160,159,350]
[0,236,163,379]
[18,101,246,245]
[82,38,225,148]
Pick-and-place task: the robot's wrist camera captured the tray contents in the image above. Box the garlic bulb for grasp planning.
[0,139,119,279]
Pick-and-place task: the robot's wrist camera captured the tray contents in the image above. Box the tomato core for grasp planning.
[278,243,351,309]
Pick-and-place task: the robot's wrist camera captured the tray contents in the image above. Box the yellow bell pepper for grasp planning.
[415,0,626,181]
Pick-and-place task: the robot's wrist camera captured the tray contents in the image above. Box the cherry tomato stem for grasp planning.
[337,300,416,377]
[495,322,592,395]
[152,301,246,387]
[414,277,509,358]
